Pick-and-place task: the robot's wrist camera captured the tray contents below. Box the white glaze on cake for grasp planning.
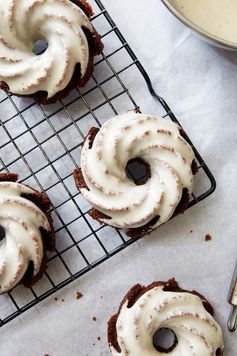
[0,0,96,98]
[80,111,195,230]
[110,286,224,356]
[0,182,50,294]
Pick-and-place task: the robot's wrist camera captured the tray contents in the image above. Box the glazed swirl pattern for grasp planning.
[0,0,95,98]
[111,286,224,356]
[80,111,195,230]
[0,182,50,294]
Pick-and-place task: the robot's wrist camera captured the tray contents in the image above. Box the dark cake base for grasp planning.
[73,127,197,239]
[0,173,55,290]
[107,278,222,355]
[0,0,104,105]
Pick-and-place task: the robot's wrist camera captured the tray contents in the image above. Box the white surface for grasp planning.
[1,0,237,355]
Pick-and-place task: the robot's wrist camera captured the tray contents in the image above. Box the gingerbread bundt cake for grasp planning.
[74,111,197,238]
[0,0,103,104]
[0,173,55,294]
[108,279,224,355]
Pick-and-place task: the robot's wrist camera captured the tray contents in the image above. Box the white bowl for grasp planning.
[161,0,237,50]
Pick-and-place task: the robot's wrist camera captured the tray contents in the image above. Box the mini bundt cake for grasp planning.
[0,173,55,294]
[74,111,197,238]
[0,0,103,104]
[108,279,224,355]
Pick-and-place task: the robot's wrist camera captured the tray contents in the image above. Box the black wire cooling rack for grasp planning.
[0,0,216,327]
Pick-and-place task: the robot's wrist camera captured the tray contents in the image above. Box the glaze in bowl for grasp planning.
[161,0,237,50]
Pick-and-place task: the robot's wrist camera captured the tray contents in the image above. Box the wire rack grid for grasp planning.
[0,0,216,327]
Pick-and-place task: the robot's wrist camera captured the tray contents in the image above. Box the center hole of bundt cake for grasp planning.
[153,328,177,353]
[125,158,151,186]
[0,225,6,241]
[33,40,48,55]
[216,348,222,356]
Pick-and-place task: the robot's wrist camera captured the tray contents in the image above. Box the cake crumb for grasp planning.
[205,234,212,241]
[76,292,83,300]
[97,337,101,341]
[92,316,97,321]
[44,354,49,356]
[61,298,64,302]
[54,297,58,301]
[190,230,193,233]
[93,343,95,346]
